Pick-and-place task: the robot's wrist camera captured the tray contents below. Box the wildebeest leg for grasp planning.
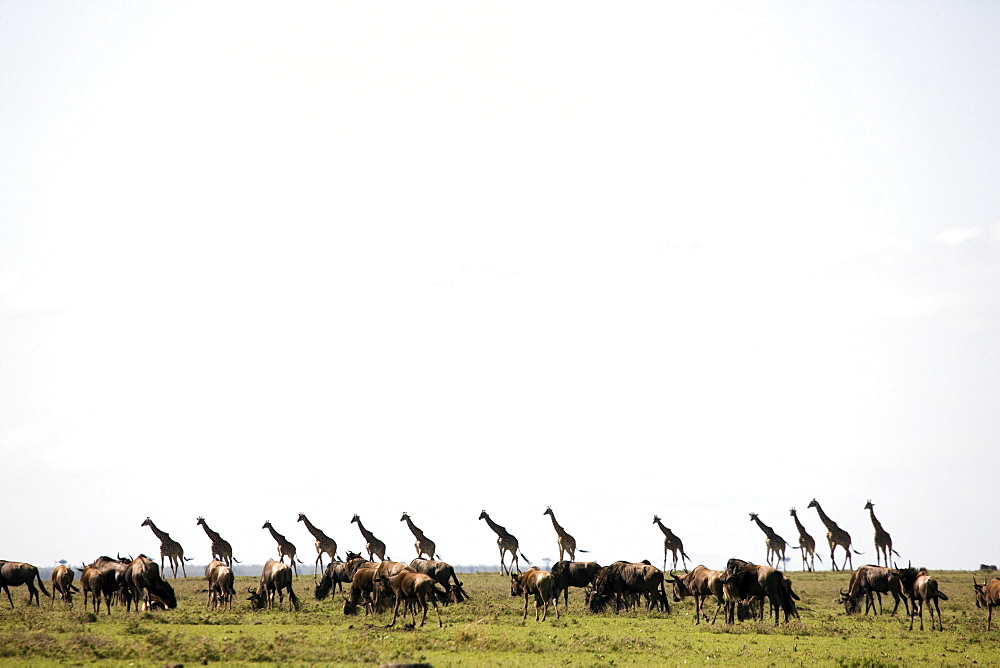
[522,592,529,621]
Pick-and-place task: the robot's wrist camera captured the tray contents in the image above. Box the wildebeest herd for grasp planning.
[2,503,999,633]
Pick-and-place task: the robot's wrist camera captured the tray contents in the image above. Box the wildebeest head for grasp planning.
[247,586,266,610]
[838,588,862,615]
[343,596,359,615]
[510,574,524,597]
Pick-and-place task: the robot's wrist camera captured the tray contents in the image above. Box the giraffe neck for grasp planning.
[404,516,422,536]
[814,504,837,530]
[356,521,374,541]
[201,523,221,541]
[752,517,771,535]
[655,520,670,537]
[792,514,808,536]
[267,526,285,543]
[146,522,169,541]
[548,513,565,535]
[301,517,323,539]
[868,509,885,532]
[483,515,507,538]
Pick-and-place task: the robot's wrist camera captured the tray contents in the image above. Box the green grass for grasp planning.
[0,569,997,665]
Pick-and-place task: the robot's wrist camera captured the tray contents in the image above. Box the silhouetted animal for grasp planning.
[315,558,369,601]
[838,565,908,616]
[588,561,670,614]
[125,555,177,610]
[721,558,796,625]
[0,560,52,607]
[247,559,299,611]
[479,510,530,574]
[550,560,600,607]
[409,558,469,603]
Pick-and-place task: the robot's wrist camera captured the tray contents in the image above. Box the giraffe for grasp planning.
[652,515,690,572]
[297,513,339,577]
[262,520,302,577]
[807,498,863,571]
[196,516,239,567]
[543,506,587,562]
[789,508,822,572]
[478,510,530,574]
[864,500,900,567]
[400,512,439,560]
[350,514,389,562]
[141,517,192,578]
[748,513,788,570]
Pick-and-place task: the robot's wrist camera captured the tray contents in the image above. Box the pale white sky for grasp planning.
[2,2,998,572]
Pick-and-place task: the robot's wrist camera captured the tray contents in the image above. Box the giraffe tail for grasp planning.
[891,549,900,557]
[578,549,590,553]
[852,549,864,555]
[520,551,532,566]
[184,557,194,562]
[232,557,242,563]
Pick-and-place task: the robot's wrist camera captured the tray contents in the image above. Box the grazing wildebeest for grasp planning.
[315,557,370,601]
[50,564,77,607]
[205,559,235,609]
[0,560,52,607]
[588,561,670,614]
[669,565,726,624]
[898,567,947,631]
[973,577,1000,631]
[342,566,379,615]
[385,571,444,628]
[838,565,909,616]
[409,558,469,603]
[79,566,108,615]
[511,567,559,621]
[248,559,299,611]
[550,560,600,607]
[722,558,797,626]
[125,555,177,610]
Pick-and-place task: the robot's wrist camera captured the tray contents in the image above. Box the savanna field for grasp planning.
[1,567,998,666]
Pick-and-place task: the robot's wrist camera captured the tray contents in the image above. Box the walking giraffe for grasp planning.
[479,510,530,575]
[807,498,863,571]
[652,515,690,572]
[400,512,439,560]
[543,506,587,562]
[262,520,302,577]
[196,516,239,567]
[297,513,339,577]
[141,517,192,578]
[789,508,822,572]
[749,513,788,570]
[350,514,389,562]
[864,500,900,567]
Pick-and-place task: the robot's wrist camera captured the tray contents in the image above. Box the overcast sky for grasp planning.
[2,1,998,573]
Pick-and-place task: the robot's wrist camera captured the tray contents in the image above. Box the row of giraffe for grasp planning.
[137,500,895,580]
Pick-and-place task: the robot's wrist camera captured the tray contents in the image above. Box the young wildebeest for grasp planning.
[0,560,52,607]
[50,564,77,607]
[125,555,177,611]
[79,566,108,615]
[973,577,1000,631]
[511,568,559,621]
[385,571,444,628]
[409,558,469,603]
[550,560,601,608]
[588,561,670,614]
[342,566,379,616]
[205,559,235,610]
[669,565,727,624]
[248,559,299,611]
[900,568,947,631]
[838,565,908,617]
[721,558,797,626]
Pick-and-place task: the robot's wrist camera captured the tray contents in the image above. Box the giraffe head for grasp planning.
[478,510,487,520]
[141,517,152,527]
[864,500,874,510]
[543,506,553,517]
[196,516,205,525]
[789,508,796,516]
[807,498,819,509]
[400,512,409,522]
[262,520,271,530]
[297,513,306,522]
[351,514,360,524]
[652,515,660,524]
[749,513,758,521]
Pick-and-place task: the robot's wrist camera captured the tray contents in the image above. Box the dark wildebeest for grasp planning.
[511,567,559,621]
[550,560,600,608]
[82,555,132,610]
[722,558,797,626]
[315,557,370,601]
[0,560,52,607]
[385,571,444,628]
[588,561,670,614]
[125,555,177,610]
[838,565,909,616]
[205,559,235,610]
[973,577,1000,631]
[50,564,77,607]
[669,565,726,624]
[898,567,947,631]
[248,559,299,611]
[409,558,469,603]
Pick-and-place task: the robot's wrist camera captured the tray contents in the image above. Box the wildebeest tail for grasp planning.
[288,588,301,611]
[70,584,81,592]
[937,590,949,600]
[36,574,53,599]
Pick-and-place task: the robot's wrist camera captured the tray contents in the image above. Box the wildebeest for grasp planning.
[205,559,235,610]
[511,567,559,621]
[385,571,444,628]
[342,566,379,615]
[409,558,469,603]
[550,560,600,607]
[315,557,370,601]
[973,576,1000,631]
[721,558,797,626]
[669,565,726,624]
[0,560,52,607]
[79,566,108,615]
[248,559,299,611]
[898,567,947,631]
[838,565,909,616]
[588,561,670,614]
[50,564,77,607]
[125,555,177,611]
[82,555,132,611]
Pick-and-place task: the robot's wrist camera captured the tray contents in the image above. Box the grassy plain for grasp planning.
[0,568,997,666]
